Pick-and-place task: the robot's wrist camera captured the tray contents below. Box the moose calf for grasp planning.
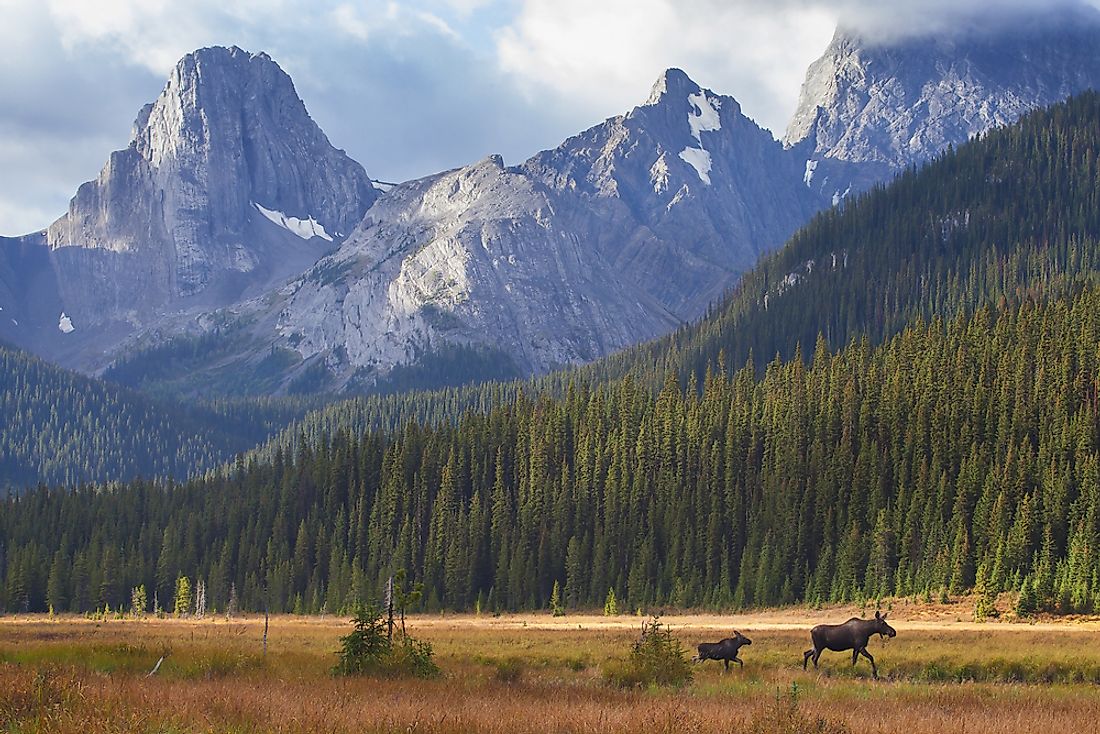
[693,630,752,671]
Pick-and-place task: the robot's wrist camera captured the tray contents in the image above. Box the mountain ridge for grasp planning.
[786,9,1100,200]
[0,45,378,374]
[127,66,824,395]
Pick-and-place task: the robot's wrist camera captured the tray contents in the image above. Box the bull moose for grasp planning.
[802,611,896,679]
[694,630,752,671]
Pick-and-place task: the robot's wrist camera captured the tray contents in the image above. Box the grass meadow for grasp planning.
[3,599,1100,733]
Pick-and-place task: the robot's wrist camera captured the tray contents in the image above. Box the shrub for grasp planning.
[603,615,692,688]
[332,604,439,679]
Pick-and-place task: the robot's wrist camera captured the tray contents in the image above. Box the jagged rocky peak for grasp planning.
[129,44,377,251]
[44,44,377,323]
[785,6,1100,199]
[643,68,700,104]
[635,68,742,144]
[243,65,824,393]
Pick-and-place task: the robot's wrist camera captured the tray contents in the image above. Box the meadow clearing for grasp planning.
[2,598,1100,733]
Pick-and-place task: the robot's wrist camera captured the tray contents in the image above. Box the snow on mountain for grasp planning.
[0,46,377,371]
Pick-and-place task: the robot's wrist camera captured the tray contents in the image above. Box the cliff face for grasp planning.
[785,11,1100,200]
[250,69,823,386]
[0,46,377,370]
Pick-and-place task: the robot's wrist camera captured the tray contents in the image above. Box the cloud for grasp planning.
[496,0,1100,136]
[497,0,835,134]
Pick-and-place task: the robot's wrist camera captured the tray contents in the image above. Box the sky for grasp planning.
[0,0,1095,235]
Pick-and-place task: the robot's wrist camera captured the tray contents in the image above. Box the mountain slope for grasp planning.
[6,281,1099,614]
[0,46,377,373]
[132,69,822,394]
[786,8,1100,200]
[0,344,315,491]
[591,90,1100,390]
[244,90,1100,464]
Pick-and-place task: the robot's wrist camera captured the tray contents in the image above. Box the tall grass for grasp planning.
[1,614,1100,733]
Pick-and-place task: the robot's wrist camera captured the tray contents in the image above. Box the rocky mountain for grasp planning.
[0,46,377,371]
[185,69,824,392]
[786,7,1100,201]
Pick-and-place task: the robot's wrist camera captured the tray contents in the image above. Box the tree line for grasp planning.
[3,286,1099,615]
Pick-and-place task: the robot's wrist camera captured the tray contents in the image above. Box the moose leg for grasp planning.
[852,648,860,666]
[723,659,730,672]
[803,648,815,670]
[734,656,743,668]
[812,649,822,668]
[859,648,878,679]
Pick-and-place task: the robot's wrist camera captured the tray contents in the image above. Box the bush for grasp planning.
[603,615,692,688]
[333,604,440,679]
[387,636,440,679]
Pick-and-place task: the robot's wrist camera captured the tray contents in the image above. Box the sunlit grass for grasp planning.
[1,607,1100,732]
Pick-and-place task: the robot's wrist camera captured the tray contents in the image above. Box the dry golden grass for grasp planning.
[3,602,1100,733]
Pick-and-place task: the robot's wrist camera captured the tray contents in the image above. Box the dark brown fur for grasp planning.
[694,630,752,671]
[802,611,895,679]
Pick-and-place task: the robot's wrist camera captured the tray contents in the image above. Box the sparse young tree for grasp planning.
[549,580,564,617]
[130,585,147,617]
[174,575,192,617]
[604,588,619,616]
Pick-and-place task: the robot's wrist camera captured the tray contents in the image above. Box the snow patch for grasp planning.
[650,155,671,194]
[804,159,818,187]
[679,147,712,185]
[58,312,75,334]
[687,92,721,141]
[831,185,852,207]
[254,203,333,241]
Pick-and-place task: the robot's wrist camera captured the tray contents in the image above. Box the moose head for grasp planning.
[873,611,896,639]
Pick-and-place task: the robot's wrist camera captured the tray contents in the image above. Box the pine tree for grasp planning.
[549,580,564,617]
[130,585,147,617]
[174,575,192,617]
[604,587,619,616]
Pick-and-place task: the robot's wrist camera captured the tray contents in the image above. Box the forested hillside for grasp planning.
[4,94,1100,615]
[3,287,1099,614]
[240,93,1100,472]
[0,345,315,490]
[588,91,1100,387]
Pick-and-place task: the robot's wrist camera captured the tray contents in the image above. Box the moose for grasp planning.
[694,630,752,671]
[802,611,896,679]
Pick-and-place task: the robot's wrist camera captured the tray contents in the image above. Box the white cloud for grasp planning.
[496,0,834,134]
[494,0,1100,134]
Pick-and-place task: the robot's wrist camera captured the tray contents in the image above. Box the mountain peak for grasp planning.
[644,68,702,106]
[166,45,289,95]
[785,15,1100,199]
[35,44,377,357]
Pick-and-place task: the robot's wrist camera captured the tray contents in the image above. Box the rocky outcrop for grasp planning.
[786,9,1100,201]
[0,46,377,370]
[253,69,823,385]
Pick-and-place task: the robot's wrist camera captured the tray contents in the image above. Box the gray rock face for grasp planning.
[786,10,1100,201]
[1,46,376,369]
[245,69,823,385]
